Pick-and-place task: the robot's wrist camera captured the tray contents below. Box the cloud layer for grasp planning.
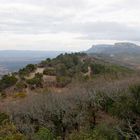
[0,0,140,51]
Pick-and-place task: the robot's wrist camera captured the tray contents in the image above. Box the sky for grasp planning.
[0,0,140,51]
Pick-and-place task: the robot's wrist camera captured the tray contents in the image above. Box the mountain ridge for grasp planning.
[87,42,140,54]
[86,42,140,69]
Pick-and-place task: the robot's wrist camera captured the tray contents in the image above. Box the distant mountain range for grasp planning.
[87,42,140,54]
[0,50,64,76]
[86,42,140,69]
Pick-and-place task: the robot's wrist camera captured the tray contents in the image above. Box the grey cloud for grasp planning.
[0,0,139,43]
[0,0,86,8]
[46,21,140,41]
[0,11,140,42]
[74,22,140,41]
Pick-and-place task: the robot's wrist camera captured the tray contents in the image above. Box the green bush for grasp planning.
[40,58,52,67]
[19,64,36,76]
[129,84,140,100]
[0,122,25,140]
[0,134,25,140]
[0,75,18,91]
[56,76,71,87]
[15,82,27,91]
[26,73,43,88]
[90,63,106,74]
[68,124,119,140]
[43,68,56,76]
[56,64,67,76]
[34,128,54,140]
[81,63,89,73]
[0,113,9,125]
[128,84,140,115]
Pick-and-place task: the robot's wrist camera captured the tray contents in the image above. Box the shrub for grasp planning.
[81,63,89,73]
[43,68,56,76]
[90,63,106,75]
[26,64,36,71]
[56,64,67,76]
[0,113,9,125]
[13,92,27,99]
[15,82,27,91]
[26,73,43,88]
[129,84,140,100]
[0,75,18,91]
[19,64,36,76]
[34,128,54,140]
[56,76,71,87]
[128,84,140,115]
[0,134,25,140]
[68,124,119,140]
[0,122,25,140]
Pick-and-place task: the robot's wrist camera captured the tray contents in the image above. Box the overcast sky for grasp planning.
[0,0,140,51]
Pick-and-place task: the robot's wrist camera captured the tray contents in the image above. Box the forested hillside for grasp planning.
[0,53,140,140]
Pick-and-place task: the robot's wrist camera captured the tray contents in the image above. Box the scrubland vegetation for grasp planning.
[0,53,140,140]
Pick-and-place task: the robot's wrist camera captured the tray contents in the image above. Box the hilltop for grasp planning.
[0,52,132,95]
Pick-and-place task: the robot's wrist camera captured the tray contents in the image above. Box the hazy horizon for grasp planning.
[0,0,140,51]
[0,41,140,52]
